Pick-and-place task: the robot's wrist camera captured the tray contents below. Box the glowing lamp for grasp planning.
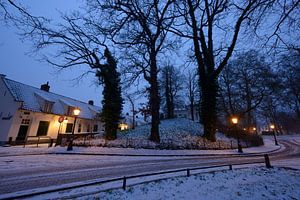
[231,117,238,125]
[253,127,256,131]
[270,124,275,130]
[63,117,68,123]
[73,108,81,116]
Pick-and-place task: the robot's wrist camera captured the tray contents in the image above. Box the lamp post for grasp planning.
[231,117,243,153]
[67,108,80,151]
[270,124,278,146]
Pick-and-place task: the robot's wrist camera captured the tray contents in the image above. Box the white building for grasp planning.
[174,107,199,121]
[0,74,102,145]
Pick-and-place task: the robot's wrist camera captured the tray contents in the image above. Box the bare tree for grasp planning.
[186,68,198,121]
[160,64,184,119]
[219,50,273,131]
[90,0,176,142]
[260,1,300,51]
[0,1,125,139]
[125,91,141,129]
[170,0,293,141]
[278,50,300,118]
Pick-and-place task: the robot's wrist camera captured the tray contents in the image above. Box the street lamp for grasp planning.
[270,124,279,146]
[231,117,243,153]
[67,108,81,151]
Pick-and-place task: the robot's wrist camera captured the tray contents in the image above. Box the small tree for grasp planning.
[125,91,140,129]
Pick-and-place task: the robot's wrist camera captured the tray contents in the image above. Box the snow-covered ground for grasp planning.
[31,166,300,200]
[74,119,247,150]
[0,135,298,200]
[77,167,300,200]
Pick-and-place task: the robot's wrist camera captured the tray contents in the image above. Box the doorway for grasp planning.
[16,118,31,142]
[16,125,29,141]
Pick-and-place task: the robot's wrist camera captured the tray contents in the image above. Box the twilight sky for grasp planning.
[0,0,103,107]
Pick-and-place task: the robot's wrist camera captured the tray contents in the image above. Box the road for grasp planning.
[0,136,299,198]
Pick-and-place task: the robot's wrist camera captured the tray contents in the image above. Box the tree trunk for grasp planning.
[132,103,135,129]
[200,78,218,142]
[190,97,194,121]
[165,70,172,118]
[149,52,160,143]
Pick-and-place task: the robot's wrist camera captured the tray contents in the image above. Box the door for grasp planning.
[16,125,29,141]
[16,118,31,142]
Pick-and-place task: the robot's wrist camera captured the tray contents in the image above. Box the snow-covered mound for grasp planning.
[74,118,236,150]
[119,118,203,140]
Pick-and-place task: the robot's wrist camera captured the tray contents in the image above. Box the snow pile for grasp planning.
[82,167,300,200]
[74,119,235,149]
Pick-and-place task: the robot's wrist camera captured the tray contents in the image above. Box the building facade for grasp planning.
[0,74,103,145]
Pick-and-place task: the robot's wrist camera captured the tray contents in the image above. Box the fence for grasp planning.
[23,136,53,148]
[121,154,272,190]
[55,132,100,147]
[2,154,273,200]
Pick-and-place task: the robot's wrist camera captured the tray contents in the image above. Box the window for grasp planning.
[21,119,30,125]
[78,124,81,133]
[44,102,53,113]
[87,124,90,132]
[67,106,73,116]
[93,125,98,132]
[66,123,73,133]
[37,121,49,136]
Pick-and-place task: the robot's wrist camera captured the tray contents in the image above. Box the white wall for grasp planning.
[7,110,103,140]
[0,76,20,143]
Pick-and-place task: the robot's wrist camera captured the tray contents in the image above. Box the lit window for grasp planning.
[119,123,128,131]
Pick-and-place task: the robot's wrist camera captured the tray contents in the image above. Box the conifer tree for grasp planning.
[96,48,123,140]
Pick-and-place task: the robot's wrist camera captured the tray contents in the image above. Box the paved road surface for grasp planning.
[0,136,299,197]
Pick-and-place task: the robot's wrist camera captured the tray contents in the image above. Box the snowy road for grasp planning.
[0,136,299,198]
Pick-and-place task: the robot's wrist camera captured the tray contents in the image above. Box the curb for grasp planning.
[50,144,282,157]
[0,144,282,158]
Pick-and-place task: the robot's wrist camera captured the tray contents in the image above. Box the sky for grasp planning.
[0,0,103,107]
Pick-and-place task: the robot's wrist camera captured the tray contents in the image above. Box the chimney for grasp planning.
[0,74,6,79]
[40,82,50,92]
[88,100,94,105]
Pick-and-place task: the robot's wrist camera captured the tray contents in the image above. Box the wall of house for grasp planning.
[7,110,103,141]
[0,77,20,144]
[174,108,200,121]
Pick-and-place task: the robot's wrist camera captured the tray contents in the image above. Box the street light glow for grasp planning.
[63,117,68,123]
[270,124,275,129]
[73,108,81,116]
[231,117,238,124]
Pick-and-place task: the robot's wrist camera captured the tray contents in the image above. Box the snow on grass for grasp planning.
[81,167,300,200]
[119,118,203,139]
[74,118,235,149]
